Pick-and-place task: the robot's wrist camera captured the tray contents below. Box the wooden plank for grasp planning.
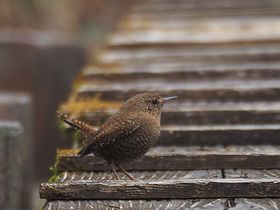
[41,170,223,204]
[123,13,280,31]
[223,169,280,209]
[57,146,280,172]
[82,66,280,82]
[225,169,280,179]
[55,170,222,182]
[76,81,280,102]
[131,0,280,4]
[124,10,280,22]
[97,44,280,64]
[96,53,280,67]
[42,198,280,210]
[226,169,280,179]
[42,199,235,210]
[77,109,280,126]
[78,79,280,92]
[40,178,280,200]
[63,125,280,145]
[41,199,223,210]
[130,0,280,12]
[132,0,280,4]
[233,198,280,210]
[83,61,280,75]
[162,110,280,126]
[43,157,280,208]
[42,170,223,208]
[109,19,280,46]
[159,125,280,145]
[129,7,280,16]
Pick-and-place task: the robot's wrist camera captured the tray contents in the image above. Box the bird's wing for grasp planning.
[78,117,141,156]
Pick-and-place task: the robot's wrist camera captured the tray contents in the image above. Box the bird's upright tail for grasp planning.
[57,111,96,135]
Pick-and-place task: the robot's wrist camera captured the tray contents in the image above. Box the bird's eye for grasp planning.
[152,99,158,105]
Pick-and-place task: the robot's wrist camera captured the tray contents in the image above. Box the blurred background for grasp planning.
[0,0,127,209]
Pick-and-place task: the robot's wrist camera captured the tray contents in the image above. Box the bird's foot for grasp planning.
[110,163,120,180]
[117,164,136,181]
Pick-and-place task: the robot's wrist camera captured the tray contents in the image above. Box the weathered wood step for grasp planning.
[158,125,280,145]
[130,3,280,13]
[42,198,280,210]
[80,109,280,126]
[82,69,280,83]
[123,17,280,33]
[77,104,280,126]
[97,43,280,64]
[130,0,280,12]
[76,79,280,102]
[83,62,280,78]
[56,146,280,172]
[126,10,280,20]
[78,79,280,91]
[125,5,280,22]
[40,178,280,200]
[225,169,280,179]
[41,169,280,208]
[132,0,280,4]
[50,169,280,183]
[54,169,280,182]
[62,124,280,145]
[49,169,280,183]
[109,19,280,46]
[55,170,222,182]
[130,8,280,16]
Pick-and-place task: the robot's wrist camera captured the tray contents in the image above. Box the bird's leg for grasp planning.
[110,163,120,180]
[117,164,135,180]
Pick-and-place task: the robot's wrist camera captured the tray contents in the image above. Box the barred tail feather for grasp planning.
[57,111,96,135]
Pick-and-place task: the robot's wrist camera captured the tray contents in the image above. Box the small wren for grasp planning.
[60,93,177,180]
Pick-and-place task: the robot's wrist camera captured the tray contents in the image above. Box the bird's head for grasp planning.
[119,93,177,118]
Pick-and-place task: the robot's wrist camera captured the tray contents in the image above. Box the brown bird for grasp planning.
[59,93,177,180]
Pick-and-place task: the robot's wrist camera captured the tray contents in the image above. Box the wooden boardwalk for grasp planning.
[41,0,280,209]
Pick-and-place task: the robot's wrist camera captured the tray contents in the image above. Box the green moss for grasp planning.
[57,119,67,133]
[48,150,61,182]
[72,132,83,148]
[48,149,80,181]
[56,116,84,146]
[57,148,79,157]
[59,96,121,116]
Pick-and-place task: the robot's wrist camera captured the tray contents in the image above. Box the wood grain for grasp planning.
[42,198,280,210]
[78,109,280,126]
[77,87,280,103]
[40,178,280,200]
[55,170,222,182]
[57,146,280,172]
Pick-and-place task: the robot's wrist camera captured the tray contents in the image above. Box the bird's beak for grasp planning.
[163,96,177,103]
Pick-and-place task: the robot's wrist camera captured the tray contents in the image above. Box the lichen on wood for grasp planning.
[59,96,121,117]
